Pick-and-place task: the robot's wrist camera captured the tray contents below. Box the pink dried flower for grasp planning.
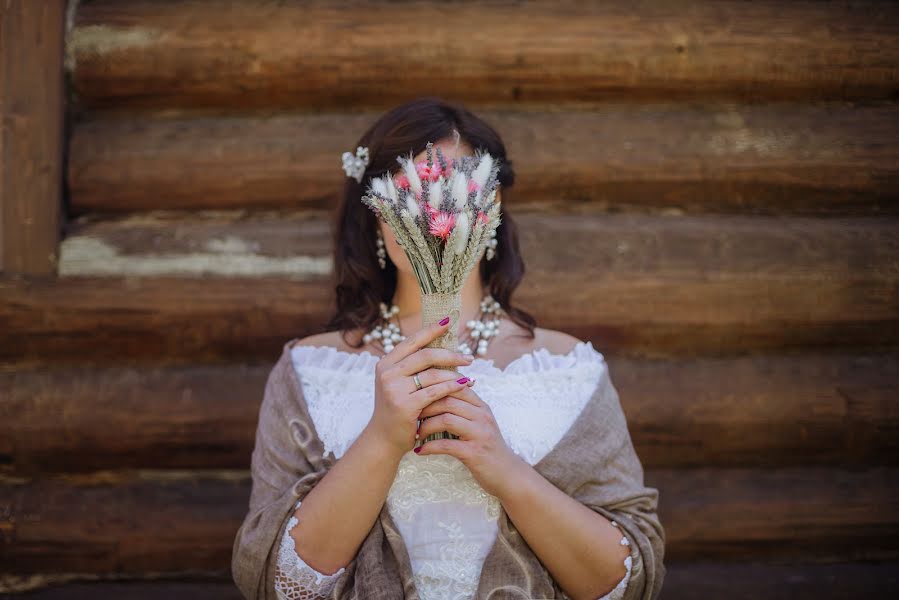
[428,211,456,240]
[415,160,443,182]
[395,174,410,189]
[468,179,480,193]
[477,210,489,224]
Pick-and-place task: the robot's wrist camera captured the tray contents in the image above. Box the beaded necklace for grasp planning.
[363,293,506,356]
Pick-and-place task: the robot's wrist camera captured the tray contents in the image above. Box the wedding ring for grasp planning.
[412,372,423,391]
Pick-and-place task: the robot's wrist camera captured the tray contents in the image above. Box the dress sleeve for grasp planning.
[594,522,635,600]
[274,498,346,600]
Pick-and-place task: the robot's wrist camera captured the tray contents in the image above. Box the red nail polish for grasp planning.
[457,377,469,384]
[439,316,450,326]
[414,446,422,454]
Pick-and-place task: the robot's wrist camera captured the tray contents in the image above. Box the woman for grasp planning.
[232,97,666,600]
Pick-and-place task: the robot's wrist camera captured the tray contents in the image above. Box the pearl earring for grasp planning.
[376,229,387,269]
[485,229,497,261]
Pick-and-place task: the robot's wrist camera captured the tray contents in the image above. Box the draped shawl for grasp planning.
[232,338,666,599]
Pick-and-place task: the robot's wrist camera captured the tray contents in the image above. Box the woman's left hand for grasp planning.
[415,383,523,498]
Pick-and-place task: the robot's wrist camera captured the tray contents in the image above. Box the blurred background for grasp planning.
[1,0,898,597]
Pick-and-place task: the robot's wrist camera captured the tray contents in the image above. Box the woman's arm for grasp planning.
[286,425,407,575]
[494,456,632,600]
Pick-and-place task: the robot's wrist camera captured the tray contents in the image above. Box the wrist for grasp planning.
[359,425,409,463]
[492,449,535,502]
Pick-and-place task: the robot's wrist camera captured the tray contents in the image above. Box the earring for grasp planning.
[485,229,497,261]
[376,229,387,269]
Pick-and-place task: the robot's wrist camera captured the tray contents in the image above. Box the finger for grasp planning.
[427,383,487,410]
[417,412,474,441]
[395,346,473,377]
[412,366,477,390]
[418,396,481,421]
[409,376,472,411]
[414,437,468,458]
[380,316,453,366]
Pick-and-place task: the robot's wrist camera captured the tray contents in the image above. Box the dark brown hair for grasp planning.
[323,96,537,347]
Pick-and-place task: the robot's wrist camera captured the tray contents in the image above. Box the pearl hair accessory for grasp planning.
[376,229,387,269]
[342,146,370,183]
[363,293,505,355]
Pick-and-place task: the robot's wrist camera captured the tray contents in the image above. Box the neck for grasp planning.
[392,267,486,337]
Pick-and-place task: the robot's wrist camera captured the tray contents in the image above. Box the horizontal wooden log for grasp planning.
[67,105,899,215]
[68,1,899,110]
[661,560,899,600]
[9,211,895,362]
[7,562,899,599]
[2,467,897,573]
[2,353,897,475]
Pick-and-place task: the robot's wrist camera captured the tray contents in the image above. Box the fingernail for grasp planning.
[439,316,450,326]
[414,446,422,454]
[457,377,470,384]
[462,354,474,362]
[415,432,420,439]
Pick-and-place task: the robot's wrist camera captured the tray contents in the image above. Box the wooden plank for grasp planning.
[67,105,899,215]
[649,467,899,562]
[0,0,65,274]
[0,580,242,599]
[67,1,899,110]
[2,467,896,573]
[5,563,898,599]
[660,561,899,599]
[9,211,895,362]
[3,225,897,362]
[1,353,897,475]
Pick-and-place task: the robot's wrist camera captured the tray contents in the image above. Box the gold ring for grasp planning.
[413,373,423,391]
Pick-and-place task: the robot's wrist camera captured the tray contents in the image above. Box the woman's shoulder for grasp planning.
[489,322,588,367]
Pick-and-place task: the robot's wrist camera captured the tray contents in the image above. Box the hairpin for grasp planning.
[342,146,370,183]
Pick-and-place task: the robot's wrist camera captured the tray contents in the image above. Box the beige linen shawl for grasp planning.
[232,338,666,599]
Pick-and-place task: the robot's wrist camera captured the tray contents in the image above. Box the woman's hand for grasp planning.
[415,384,522,498]
[365,317,476,458]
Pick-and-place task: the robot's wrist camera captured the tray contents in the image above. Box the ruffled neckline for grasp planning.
[289,339,605,377]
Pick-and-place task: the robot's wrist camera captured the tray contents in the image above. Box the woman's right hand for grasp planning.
[365,317,475,457]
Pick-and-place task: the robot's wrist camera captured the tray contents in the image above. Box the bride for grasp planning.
[232,97,666,600]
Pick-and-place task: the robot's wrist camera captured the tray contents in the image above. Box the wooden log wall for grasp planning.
[2,0,898,597]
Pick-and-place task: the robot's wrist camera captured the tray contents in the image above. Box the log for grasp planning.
[67,105,899,215]
[0,0,65,274]
[1,353,897,475]
[68,1,899,110]
[7,211,894,362]
[7,562,899,599]
[2,467,897,573]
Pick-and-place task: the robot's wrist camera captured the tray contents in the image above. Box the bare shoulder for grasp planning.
[491,319,584,366]
[290,328,375,354]
[531,326,584,355]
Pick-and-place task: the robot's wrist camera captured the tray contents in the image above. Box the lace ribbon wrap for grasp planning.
[232,338,666,600]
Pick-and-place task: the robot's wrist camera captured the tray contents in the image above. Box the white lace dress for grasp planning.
[274,341,635,600]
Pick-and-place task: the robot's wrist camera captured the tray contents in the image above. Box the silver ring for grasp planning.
[412,373,423,391]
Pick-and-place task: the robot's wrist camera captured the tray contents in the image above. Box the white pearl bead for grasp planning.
[363,333,372,343]
[471,329,481,338]
[372,330,381,339]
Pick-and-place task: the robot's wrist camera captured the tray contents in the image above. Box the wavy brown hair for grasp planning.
[323,96,537,348]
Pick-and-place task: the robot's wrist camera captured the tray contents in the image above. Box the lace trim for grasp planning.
[387,453,503,523]
[290,341,608,463]
[274,498,345,600]
[596,520,634,600]
[289,340,604,377]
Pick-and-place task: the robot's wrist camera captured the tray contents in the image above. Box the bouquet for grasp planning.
[361,142,502,443]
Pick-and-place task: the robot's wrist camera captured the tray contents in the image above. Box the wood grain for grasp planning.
[1,352,896,475]
[67,106,899,215]
[0,0,65,274]
[67,0,899,110]
[2,467,896,573]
